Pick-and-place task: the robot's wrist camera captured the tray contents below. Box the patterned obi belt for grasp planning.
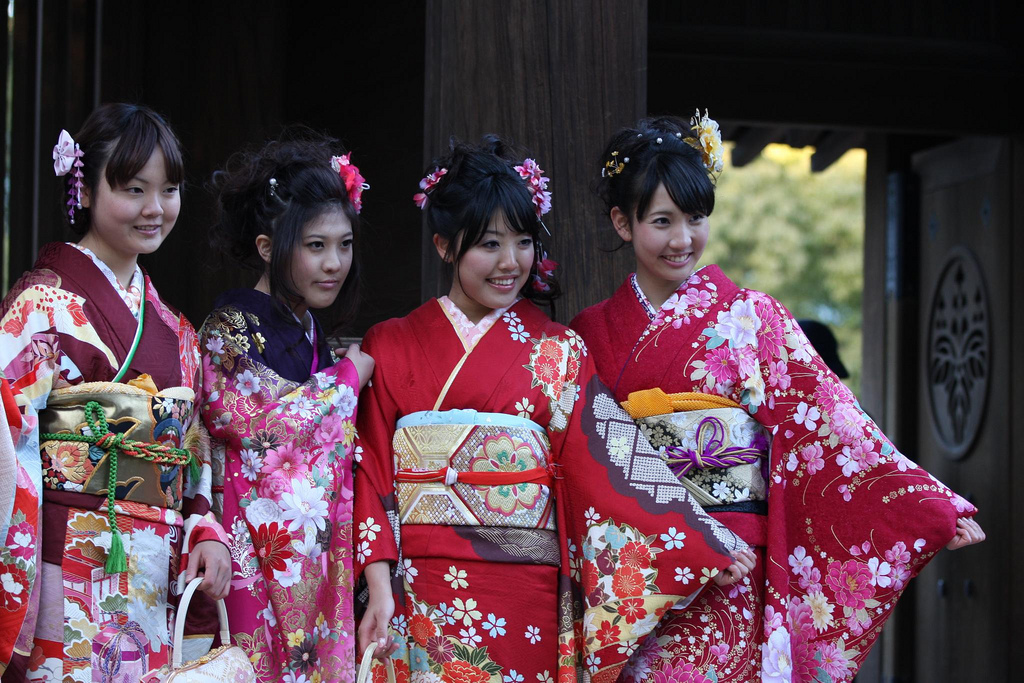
[393,409,556,531]
[623,389,769,508]
[39,381,199,512]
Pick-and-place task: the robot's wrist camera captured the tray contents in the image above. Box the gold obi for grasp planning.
[39,381,197,510]
[636,406,769,508]
[393,411,555,531]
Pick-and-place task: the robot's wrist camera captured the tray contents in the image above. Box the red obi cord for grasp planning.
[395,466,555,488]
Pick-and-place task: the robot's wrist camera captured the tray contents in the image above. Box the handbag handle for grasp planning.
[171,577,232,669]
[357,642,396,683]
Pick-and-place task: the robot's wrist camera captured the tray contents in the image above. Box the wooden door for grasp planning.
[909,138,1010,681]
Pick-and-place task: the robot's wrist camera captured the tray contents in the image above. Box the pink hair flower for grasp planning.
[414,167,448,209]
[330,153,369,213]
[515,158,552,218]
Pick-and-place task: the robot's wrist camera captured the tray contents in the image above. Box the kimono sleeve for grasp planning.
[352,326,400,583]
[550,340,741,680]
[724,291,972,675]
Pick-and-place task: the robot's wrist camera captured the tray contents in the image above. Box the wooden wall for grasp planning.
[422,0,646,323]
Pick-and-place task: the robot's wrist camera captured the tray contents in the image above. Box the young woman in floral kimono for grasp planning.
[354,136,756,682]
[199,131,374,682]
[571,112,986,682]
[0,103,230,682]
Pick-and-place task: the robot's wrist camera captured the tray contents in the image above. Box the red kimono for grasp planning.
[354,298,745,681]
[572,267,974,682]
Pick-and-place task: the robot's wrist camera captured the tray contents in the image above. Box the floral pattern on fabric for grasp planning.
[200,303,359,682]
[571,266,975,682]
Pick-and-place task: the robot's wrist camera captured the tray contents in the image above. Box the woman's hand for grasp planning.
[946,517,986,550]
[187,540,232,600]
[341,343,375,390]
[712,548,757,587]
[358,562,398,661]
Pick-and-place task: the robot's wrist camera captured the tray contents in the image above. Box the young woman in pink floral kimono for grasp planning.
[571,112,985,682]
[199,131,374,682]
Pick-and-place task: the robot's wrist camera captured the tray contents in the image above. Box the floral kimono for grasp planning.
[571,267,976,682]
[354,297,747,682]
[199,289,359,682]
[0,242,225,682]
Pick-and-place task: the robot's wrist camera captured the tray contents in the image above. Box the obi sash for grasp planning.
[624,389,769,508]
[393,409,556,531]
[38,381,197,511]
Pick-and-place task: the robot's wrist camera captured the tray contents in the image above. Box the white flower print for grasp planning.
[314,371,335,390]
[288,396,317,419]
[459,626,482,646]
[244,498,283,527]
[536,672,554,683]
[451,597,481,626]
[273,557,302,588]
[239,449,263,481]
[609,436,631,459]
[444,565,469,590]
[715,299,761,348]
[675,566,694,584]
[585,652,602,672]
[401,558,418,583]
[503,671,525,683]
[356,541,371,564]
[236,369,261,397]
[712,481,732,500]
[279,478,330,534]
[509,323,530,343]
[205,336,225,354]
[867,557,892,587]
[261,606,277,627]
[359,518,381,542]
[333,384,358,417]
[793,402,820,431]
[483,613,507,637]
[525,624,542,644]
[515,397,535,418]
[584,507,601,525]
[789,546,813,576]
[437,602,457,625]
[353,445,364,463]
[660,527,687,550]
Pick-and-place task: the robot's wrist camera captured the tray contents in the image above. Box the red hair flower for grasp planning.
[330,154,369,213]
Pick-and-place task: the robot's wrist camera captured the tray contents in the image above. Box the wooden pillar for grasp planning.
[422,0,646,322]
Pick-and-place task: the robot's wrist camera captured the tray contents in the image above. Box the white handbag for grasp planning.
[357,642,396,683]
[142,577,257,682]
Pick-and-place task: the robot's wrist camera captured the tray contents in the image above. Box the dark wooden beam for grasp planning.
[731,126,785,167]
[811,130,865,172]
[423,0,647,321]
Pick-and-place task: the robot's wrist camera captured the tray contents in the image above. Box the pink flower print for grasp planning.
[839,440,877,476]
[755,299,786,362]
[813,379,852,414]
[789,546,814,576]
[662,291,689,317]
[315,413,346,449]
[768,360,792,390]
[867,557,892,587]
[763,604,783,635]
[830,402,867,445]
[950,493,975,514]
[710,642,730,664]
[816,642,850,680]
[651,662,712,683]
[256,470,292,500]
[825,560,875,609]
[787,596,816,637]
[800,443,825,475]
[705,346,739,384]
[838,484,852,502]
[793,402,820,431]
[798,566,822,593]
[5,522,34,560]
[890,563,911,590]
[845,612,871,636]
[733,345,758,378]
[262,443,309,479]
[885,541,911,565]
[685,287,712,310]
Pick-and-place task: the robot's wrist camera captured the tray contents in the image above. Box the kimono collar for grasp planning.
[438,296,516,351]
[66,242,144,318]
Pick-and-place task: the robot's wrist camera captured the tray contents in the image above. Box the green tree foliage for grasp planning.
[707,144,865,392]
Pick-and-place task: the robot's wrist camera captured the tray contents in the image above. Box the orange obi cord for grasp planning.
[620,387,742,419]
[395,466,555,488]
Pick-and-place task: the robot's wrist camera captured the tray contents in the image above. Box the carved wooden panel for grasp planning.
[926,246,990,459]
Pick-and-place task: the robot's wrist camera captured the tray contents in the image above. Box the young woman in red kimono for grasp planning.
[354,137,755,682]
[199,132,373,681]
[0,104,229,682]
[571,113,986,682]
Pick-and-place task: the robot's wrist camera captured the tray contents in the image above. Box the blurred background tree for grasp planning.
[707,143,865,393]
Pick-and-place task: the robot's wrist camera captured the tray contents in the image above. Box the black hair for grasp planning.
[422,134,560,304]
[210,127,362,327]
[65,103,184,235]
[594,115,716,223]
